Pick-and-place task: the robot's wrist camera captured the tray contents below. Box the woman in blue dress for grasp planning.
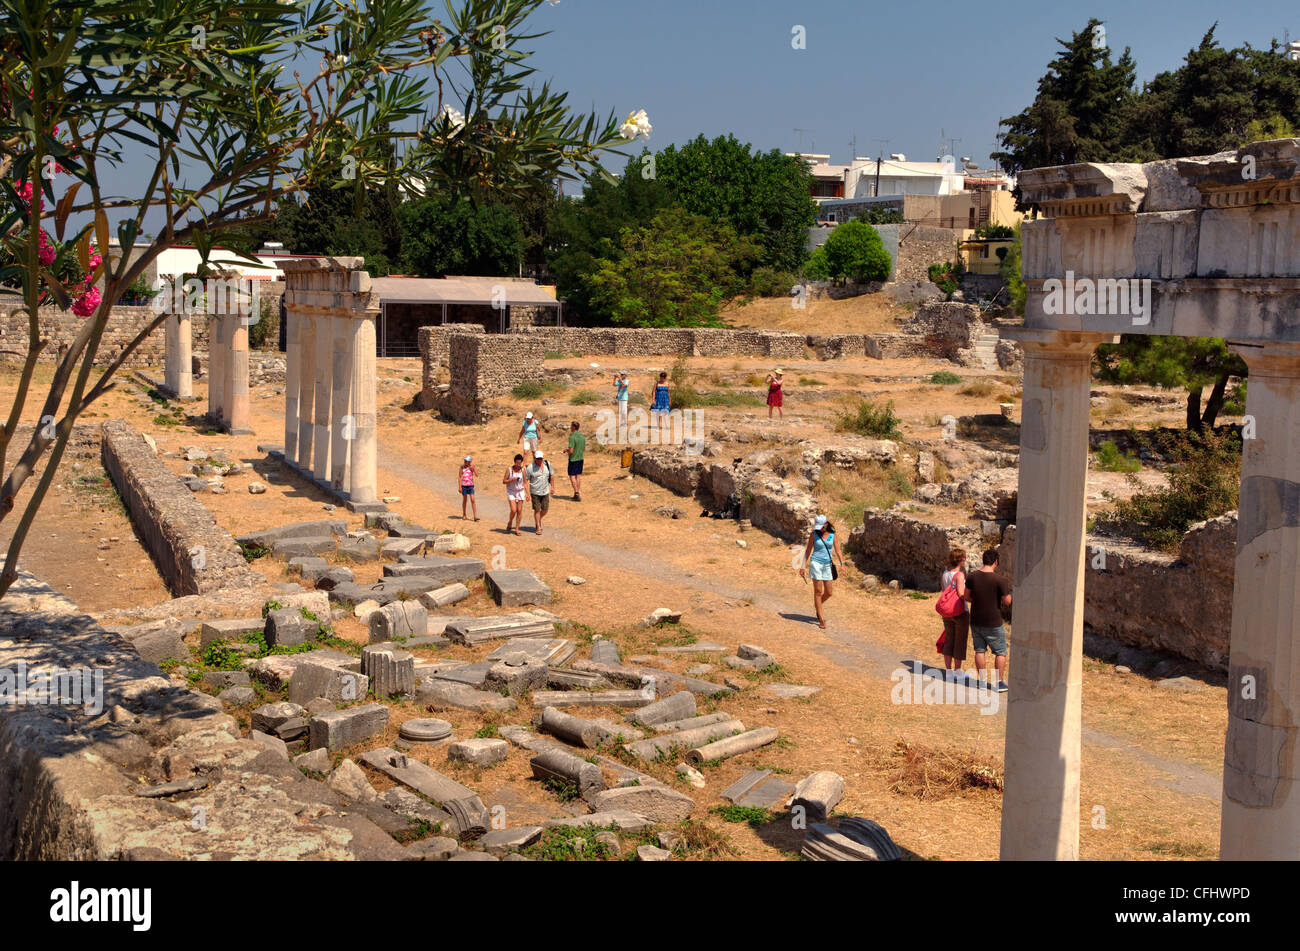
[650,371,671,439]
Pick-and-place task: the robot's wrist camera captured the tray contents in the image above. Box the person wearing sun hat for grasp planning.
[518,411,541,453]
[526,449,553,535]
[766,368,784,419]
[799,513,843,629]
[457,454,478,521]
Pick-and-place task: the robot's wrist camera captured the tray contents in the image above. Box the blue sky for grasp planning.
[528,0,1300,171]
[82,0,1300,234]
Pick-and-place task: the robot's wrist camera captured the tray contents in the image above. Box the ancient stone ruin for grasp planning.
[1005,137,1300,861]
[280,257,380,511]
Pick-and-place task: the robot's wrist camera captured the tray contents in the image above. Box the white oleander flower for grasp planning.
[437,103,467,134]
[619,108,652,141]
[331,54,348,68]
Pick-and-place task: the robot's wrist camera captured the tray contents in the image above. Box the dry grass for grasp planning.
[816,461,914,526]
[882,739,1005,801]
[720,292,909,335]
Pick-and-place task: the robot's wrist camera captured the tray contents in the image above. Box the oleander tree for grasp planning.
[0,0,641,598]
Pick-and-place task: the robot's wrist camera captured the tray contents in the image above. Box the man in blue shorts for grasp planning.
[965,548,1012,693]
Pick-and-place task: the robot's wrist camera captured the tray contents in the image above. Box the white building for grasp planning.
[151,243,324,289]
[788,152,970,203]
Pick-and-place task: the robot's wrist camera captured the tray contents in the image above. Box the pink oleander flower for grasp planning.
[37,230,55,266]
[71,285,101,316]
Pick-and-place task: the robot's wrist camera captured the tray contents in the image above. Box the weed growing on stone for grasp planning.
[524,825,615,861]
[541,776,581,802]
[835,398,901,438]
[928,371,962,385]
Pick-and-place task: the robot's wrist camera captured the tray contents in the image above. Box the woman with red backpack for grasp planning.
[935,547,971,682]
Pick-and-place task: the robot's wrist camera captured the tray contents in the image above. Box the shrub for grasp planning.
[1094,439,1141,473]
[928,371,962,385]
[249,297,279,350]
[750,266,799,298]
[511,379,559,399]
[1096,429,1241,551]
[820,220,892,283]
[569,390,602,405]
[836,398,901,438]
[928,260,964,297]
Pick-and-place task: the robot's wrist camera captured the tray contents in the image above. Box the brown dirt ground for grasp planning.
[0,349,1229,860]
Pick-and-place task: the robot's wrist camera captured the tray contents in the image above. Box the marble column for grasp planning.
[330,313,353,492]
[284,306,299,461]
[226,314,251,434]
[312,306,333,484]
[207,316,226,425]
[348,314,378,504]
[999,328,1115,861]
[1221,341,1300,859]
[164,311,192,399]
[296,313,316,474]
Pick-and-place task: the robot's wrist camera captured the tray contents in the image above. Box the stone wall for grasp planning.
[100,420,261,596]
[418,323,484,401]
[996,514,1235,670]
[426,333,546,422]
[0,567,402,860]
[849,504,1237,670]
[902,300,985,359]
[511,327,806,359]
[0,305,167,368]
[896,225,962,284]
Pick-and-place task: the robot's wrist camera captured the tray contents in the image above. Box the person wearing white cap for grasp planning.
[526,449,553,535]
[458,455,478,522]
[799,514,844,629]
[518,411,541,453]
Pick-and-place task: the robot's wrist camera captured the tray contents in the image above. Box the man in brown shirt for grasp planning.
[964,548,1012,693]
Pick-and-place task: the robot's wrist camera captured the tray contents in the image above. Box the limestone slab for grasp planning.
[485,568,553,607]
[360,747,477,805]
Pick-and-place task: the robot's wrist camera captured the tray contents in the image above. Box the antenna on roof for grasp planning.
[794,128,812,153]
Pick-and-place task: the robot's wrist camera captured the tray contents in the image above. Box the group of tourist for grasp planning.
[795,518,1011,692]
[455,412,587,536]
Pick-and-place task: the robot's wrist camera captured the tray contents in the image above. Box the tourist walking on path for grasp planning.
[564,420,586,501]
[938,547,970,680]
[799,514,844,629]
[766,369,784,419]
[518,411,541,453]
[966,548,1012,692]
[503,453,526,535]
[650,371,671,438]
[526,449,554,534]
[614,371,630,443]
[458,455,479,521]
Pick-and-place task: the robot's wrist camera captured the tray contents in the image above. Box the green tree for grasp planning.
[655,134,817,273]
[586,207,759,328]
[0,0,634,599]
[1095,336,1247,431]
[993,18,1142,182]
[400,199,523,276]
[819,221,892,283]
[546,151,674,319]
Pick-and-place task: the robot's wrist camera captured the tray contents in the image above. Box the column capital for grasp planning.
[1228,340,1300,376]
[1001,327,1119,357]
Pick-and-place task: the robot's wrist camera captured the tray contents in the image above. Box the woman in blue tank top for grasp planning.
[800,514,844,629]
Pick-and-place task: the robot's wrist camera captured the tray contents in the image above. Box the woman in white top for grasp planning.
[503,453,526,536]
[940,547,970,681]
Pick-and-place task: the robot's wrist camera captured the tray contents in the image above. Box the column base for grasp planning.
[346,499,388,514]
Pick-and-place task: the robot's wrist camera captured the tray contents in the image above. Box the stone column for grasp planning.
[1221,341,1300,859]
[164,311,192,399]
[284,306,299,460]
[296,312,316,474]
[999,328,1114,861]
[312,305,333,484]
[208,316,226,425]
[226,314,252,434]
[330,313,353,492]
[348,313,378,505]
